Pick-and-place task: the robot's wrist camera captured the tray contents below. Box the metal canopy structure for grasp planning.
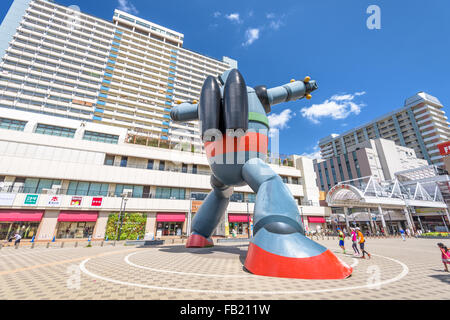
[326,176,447,209]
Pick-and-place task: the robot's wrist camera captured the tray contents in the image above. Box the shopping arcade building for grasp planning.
[326,176,449,234]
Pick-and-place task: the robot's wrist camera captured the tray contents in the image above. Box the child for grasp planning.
[351,228,360,256]
[437,243,449,272]
[337,228,346,254]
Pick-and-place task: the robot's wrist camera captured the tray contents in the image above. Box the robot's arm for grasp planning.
[255,77,318,113]
[170,102,199,122]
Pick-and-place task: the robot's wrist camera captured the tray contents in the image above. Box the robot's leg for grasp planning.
[186,175,233,248]
[242,158,352,279]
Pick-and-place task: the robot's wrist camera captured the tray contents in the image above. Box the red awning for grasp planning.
[308,217,326,224]
[0,210,44,222]
[156,213,186,222]
[58,211,98,222]
[228,214,250,223]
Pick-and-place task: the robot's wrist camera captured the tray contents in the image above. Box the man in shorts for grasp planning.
[337,228,346,254]
[356,227,371,259]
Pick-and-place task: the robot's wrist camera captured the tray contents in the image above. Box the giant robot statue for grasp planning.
[170,69,352,279]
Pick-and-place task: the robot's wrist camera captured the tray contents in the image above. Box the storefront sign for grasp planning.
[47,195,61,206]
[70,196,83,207]
[191,201,203,213]
[437,141,450,156]
[24,194,39,206]
[91,197,103,207]
[0,193,16,206]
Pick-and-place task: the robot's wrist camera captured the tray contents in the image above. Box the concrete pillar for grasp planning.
[145,212,156,236]
[343,207,351,234]
[403,208,414,233]
[36,210,59,241]
[93,211,110,240]
[378,205,388,235]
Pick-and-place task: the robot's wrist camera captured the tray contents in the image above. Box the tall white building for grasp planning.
[0,0,236,151]
[319,92,450,168]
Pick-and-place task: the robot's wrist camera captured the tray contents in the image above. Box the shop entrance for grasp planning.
[157,222,183,236]
[0,222,39,240]
[56,221,96,239]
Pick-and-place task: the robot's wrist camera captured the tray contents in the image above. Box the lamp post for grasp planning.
[299,206,305,233]
[246,200,250,239]
[117,190,131,241]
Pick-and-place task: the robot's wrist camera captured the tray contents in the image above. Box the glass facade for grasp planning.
[23,178,61,193]
[0,117,26,131]
[115,184,144,198]
[155,187,185,199]
[67,181,109,196]
[35,123,76,138]
[83,131,119,144]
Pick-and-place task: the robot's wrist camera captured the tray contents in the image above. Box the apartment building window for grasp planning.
[34,124,76,138]
[281,176,289,184]
[323,163,331,190]
[230,192,244,202]
[67,181,109,196]
[155,187,185,200]
[24,178,61,194]
[291,177,299,185]
[352,151,362,178]
[147,159,154,170]
[115,184,144,198]
[104,155,115,166]
[83,131,119,144]
[190,192,208,201]
[337,157,345,182]
[330,160,337,183]
[192,164,197,174]
[317,165,325,190]
[0,117,27,131]
[120,157,128,167]
[159,161,165,171]
[182,163,187,173]
[247,193,256,203]
[344,154,354,181]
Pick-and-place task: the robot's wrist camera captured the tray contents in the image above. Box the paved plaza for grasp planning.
[0,237,449,300]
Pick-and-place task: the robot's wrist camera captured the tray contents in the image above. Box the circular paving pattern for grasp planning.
[79,243,409,295]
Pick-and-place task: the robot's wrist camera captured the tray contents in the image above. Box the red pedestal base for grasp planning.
[244,242,353,279]
[186,234,214,248]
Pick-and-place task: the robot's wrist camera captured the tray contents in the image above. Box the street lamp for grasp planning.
[116,189,132,241]
[246,200,250,239]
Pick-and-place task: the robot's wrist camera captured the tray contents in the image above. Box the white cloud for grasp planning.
[269,20,283,30]
[266,13,276,19]
[213,11,221,18]
[225,13,242,23]
[117,0,138,15]
[301,145,322,160]
[268,109,293,130]
[242,28,260,46]
[300,92,366,124]
[248,10,254,17]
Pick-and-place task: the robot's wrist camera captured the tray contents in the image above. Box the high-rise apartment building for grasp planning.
[0,0,236,151]
[319,92,450,168]
[314,138,428,192]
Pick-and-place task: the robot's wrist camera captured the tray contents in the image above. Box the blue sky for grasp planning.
[1,0,449,157]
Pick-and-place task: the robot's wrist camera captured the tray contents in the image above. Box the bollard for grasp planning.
[113,240,116,247]
[74,242,78,248]
[61,242,64,248]
[46,242,50,248]
[15,243,19,249]
[172,239,175,244]
[0,243,2,250]
[31,236,35,243]
[101,241,104,247]
[31,242,35,249]
[52,236,55,242]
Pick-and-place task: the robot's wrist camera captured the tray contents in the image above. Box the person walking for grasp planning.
[400,229,406,241]
[337,228,346,254]
[437,243,449,272]
[13,232,21,246]
[356,227,371,259]
[350,228,360,256]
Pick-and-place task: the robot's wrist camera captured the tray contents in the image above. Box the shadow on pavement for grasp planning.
[428,273,450,285]
[157,245,250,268]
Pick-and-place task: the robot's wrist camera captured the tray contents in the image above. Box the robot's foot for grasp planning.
[244,228,352,280]
[186,233,214,248]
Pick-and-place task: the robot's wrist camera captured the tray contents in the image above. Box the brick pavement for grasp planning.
[0,237,448,300]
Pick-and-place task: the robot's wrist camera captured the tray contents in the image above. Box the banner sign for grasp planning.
[47,195,61,206]
[70,196,83,207]
[91,197,103,207]
[437,141,450,156]
[0,193,16,206]
[24,194,39,205]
